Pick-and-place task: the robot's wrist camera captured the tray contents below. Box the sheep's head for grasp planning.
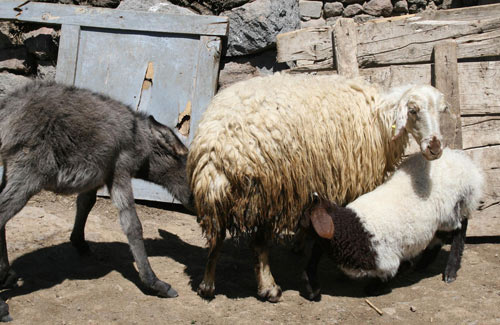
[393,85,447,160]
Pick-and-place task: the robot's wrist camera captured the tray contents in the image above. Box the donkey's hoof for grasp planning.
[152,280,178,298]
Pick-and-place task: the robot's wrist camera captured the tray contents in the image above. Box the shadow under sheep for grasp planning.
[4,230,492,303]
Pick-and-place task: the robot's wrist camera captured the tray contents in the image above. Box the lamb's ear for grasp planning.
[149,116,188,156]
[310,204,335,239]
[392,100,408,140]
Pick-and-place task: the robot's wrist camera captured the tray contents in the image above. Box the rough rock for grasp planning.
[299,1,323,19]
[363,0,393,16]
[223,0,300,57]
[23,27,59,61]
[0,22,23,49]
[301,17,327,29]
[117,0,197,14]
[37,61,57,81]
[0,48,30,73]
[393,0,409,13]
[218,50,288,89]
[343,3,363,16]
[0,72,32,99]
[324,2,344,17]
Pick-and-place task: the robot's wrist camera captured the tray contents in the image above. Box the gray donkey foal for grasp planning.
[0,81,194,321]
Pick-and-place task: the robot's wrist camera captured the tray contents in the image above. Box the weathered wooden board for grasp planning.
[433,41,462,149]
[360,61,500,115]
[462,116,500,149]
[0,1,228,36]
[276,3,500,69]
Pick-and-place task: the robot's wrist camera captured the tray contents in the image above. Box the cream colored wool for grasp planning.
[188,73,420,242]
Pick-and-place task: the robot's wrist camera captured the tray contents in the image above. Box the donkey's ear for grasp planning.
[310,203,334,239]
[149,116,188,156]
[392,100,408,140]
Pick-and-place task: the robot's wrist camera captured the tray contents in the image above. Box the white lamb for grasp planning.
[187,72,447,302]
[303,148,484,299]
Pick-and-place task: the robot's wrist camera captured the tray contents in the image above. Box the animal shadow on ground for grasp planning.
[1,229,470,303]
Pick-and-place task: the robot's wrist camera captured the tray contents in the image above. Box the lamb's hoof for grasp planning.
[0,301,11,322]
[301,271,321,301]
[151,280,178,298]
[197,281,215,300]
[364,281,391,296]
[443,273,457,284]
[258,284,282,303]
[71,240,91,256]
[0,270,18,289]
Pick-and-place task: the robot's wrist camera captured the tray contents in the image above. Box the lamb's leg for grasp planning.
[302,240,323,301]
[108,176,178,298]
[70,189,98,255]
[364,278,391,296]
[443,218,468,283]
[415,236,443,271]
[197,230,226,299]
[0,168,42,321]
[252,228,282,302]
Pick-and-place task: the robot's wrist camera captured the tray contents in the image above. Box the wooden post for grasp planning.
[433,40,463,149]
[333,18,359,78]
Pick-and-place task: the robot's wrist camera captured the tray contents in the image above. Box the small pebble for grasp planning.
[410,306,417,312]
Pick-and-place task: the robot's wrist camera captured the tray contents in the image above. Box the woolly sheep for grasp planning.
[302,148,484,300]
[187,73,447,302]
[0,81,194,321]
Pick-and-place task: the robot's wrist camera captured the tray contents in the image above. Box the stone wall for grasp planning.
[0,0,495,97]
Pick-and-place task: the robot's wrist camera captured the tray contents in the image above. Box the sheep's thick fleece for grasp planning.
[188,73,410,242]
[342,148,484,279]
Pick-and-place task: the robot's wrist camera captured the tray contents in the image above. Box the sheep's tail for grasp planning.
[188,151,231,245]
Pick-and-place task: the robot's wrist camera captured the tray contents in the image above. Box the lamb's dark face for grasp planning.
[394,85,447,161]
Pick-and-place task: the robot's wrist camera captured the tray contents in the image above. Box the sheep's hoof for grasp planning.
[258,284,282,303]
[151,280,178,298]
[443,273,457,284]
[0,300,11,322]
[197,281,215,300]
[0,270,18,289]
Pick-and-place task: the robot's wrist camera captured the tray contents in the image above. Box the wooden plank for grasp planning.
[276,26,333,63]
[357,17,500,67]
[55,24,81,85]
[276,4,500,68]
[462,116,500,150]
[333,18,359,78]
[187,35,222,145]
[0,1,229,36]
[433,41,462,149]
[359,61,500,115]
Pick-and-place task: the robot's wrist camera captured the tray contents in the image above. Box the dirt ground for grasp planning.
[1,191,499,324]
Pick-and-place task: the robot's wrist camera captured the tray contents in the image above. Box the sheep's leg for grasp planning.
[70,189,98,255]
[252,228,282,302]
[443,219,468,283]
[197,230,226,299]
[415,236,443,271]
[108,177,178,298]
[302,240,323,301]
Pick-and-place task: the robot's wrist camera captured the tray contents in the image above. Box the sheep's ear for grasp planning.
[392,101,408,140]
[149,116,188,156]
[310,204,334,239]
